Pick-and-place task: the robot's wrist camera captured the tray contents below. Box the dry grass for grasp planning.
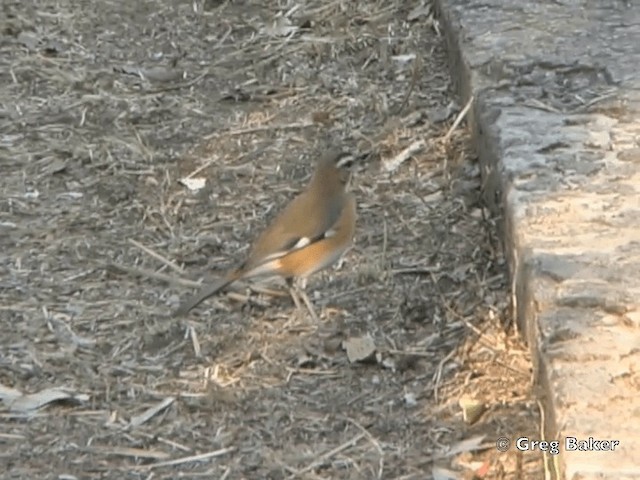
[1,0,543,478]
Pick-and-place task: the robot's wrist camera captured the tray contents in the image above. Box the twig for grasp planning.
[538,398,555,480]
[128,397,176,429]
[0,433,26,440]
[226,291,273,307]
[342,417,385,479]
[382,215,389,278]
[428,271,500,350]
[285,367,339,377]
[188,324,201,357]
[183,155,220,179]
[135,432,191,452]
[393,54,422,116]
[382,140,426,172]
[443,95,474,143]
[433,348,457,403]
[91,446,170,460]
[139,447,236,470]
[391,266,441,275]
[106,262,199,288]
[128,238,184,274]
[578,90,617,111]
[524,98,561,114]
[287,433,366,478]
[385,349,433,358]
[223,121,314,137]
[181,149,259,180]
[141,69,210,95]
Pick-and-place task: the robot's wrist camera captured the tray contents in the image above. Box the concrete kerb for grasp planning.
[435,1,640,478]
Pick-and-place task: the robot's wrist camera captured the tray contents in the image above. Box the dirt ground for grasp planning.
[1,1,544,478]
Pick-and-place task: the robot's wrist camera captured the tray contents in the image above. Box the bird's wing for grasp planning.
[243,193,345,270]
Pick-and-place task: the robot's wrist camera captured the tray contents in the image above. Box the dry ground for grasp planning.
[1,1,544,478]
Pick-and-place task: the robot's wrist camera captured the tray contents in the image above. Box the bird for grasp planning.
[173,148,357,319]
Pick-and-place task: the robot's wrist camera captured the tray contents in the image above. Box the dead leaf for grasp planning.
[179,177,207,191]
[432,465,461,480]
[343,335,376,363]
[311,110,332,125]
[446,435,487,457]
[404,391,417,407]
[114,65,185,83]
[16,31,40,51]
[142,67,185,83]
[264,16,298,37]
[43,158,68,175]
[408,3,433,22]
[459,396,486,425]
[0,383,22,404]
[3,386,89,413]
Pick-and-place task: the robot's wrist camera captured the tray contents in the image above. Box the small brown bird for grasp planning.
[173,149,357,318]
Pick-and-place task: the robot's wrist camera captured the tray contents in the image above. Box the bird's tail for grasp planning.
[173,271,240,317]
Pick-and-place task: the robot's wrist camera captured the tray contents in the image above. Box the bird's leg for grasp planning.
[286,277,319,322]
[286,277,304,312]
[296,277,319,322]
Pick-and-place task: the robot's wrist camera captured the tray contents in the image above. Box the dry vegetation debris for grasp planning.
[1,0,543,478]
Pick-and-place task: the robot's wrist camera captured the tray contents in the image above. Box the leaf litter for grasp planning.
[0,0,544,478]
